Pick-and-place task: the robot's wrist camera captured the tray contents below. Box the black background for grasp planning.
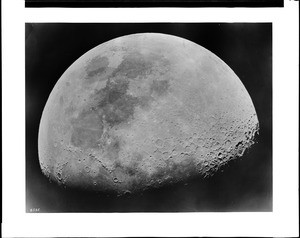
[26,23,272,212]
[25,0,284,8]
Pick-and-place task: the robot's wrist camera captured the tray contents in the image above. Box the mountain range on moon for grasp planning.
[38,33,259,195]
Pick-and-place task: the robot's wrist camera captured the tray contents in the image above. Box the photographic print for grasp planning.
[26,23,272,213]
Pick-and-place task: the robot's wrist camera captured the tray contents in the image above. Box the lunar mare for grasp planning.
[38,33,259,194]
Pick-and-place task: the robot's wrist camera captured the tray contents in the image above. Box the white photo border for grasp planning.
[2,0,299,237]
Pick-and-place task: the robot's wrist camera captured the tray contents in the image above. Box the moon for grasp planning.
[38,33,259,195]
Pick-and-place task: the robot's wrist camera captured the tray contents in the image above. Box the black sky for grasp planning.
[25,0,284,8]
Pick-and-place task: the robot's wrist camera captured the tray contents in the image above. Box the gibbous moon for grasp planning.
[38,33,259,195]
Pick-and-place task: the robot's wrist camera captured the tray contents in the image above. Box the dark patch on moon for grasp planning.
[111,51,170,80]
[70,109,104,149]
[59,96,64,106]
[71,127,102,149]
[69,50,172,157]
[105,97,137,126]
[91,77,140,128]
[69,60,171,155]
[71,108,102,129]
[112,52,153,79]
[65,104,75,116]
[86,56,109,78]
[150,79,170,97]
[126,166,138,176]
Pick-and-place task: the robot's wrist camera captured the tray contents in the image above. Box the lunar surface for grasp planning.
[38,33,259,195]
